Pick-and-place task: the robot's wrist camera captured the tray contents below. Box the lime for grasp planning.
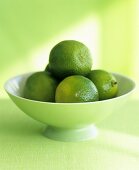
[24,71,58,102]
[45,64,51,72]
[55,75,99,103]
[49,40,92,79]
[87,69,118,100]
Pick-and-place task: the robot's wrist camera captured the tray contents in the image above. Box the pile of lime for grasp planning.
[24,40,118,103]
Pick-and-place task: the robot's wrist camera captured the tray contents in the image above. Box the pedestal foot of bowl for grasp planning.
[44,125,98,142]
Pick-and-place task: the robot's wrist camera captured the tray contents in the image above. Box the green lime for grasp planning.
[87,69,118,100]
[45,64,51,72]
[24,71,58,102]
[49,40,92,79]
[55,75,99,103]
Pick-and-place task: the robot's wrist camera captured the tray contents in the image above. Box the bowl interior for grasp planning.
[5,72,135,99]
[5,73,32,97]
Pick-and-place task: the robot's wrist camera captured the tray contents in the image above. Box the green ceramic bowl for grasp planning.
[4,72,135,142]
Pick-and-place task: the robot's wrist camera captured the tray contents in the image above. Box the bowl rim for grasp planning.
[4,71,136,105]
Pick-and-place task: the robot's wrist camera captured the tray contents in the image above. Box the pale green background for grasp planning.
[0,0,139,95]
[0,0,139,169]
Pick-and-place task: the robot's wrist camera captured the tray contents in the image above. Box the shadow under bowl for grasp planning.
[4,72,135,142]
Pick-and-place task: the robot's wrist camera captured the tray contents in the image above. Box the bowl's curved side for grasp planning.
[4,72,136,128]
[6,91,130,128]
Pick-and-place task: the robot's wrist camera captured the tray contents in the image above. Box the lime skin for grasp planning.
[87,69,118,100]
